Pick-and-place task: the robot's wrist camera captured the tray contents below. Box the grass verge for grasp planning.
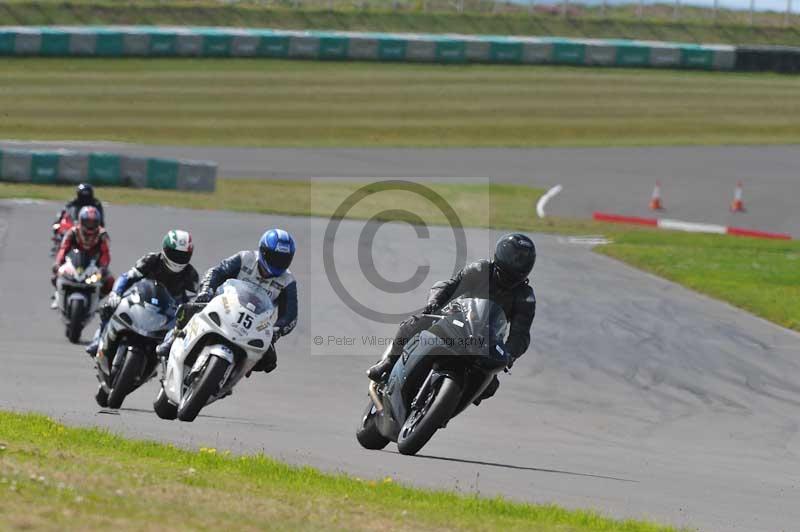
[2,0,800,46]
[3,179,799,332]
[0,410,679,531]
[2,59,800,147]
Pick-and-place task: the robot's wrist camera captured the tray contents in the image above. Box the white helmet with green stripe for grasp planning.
[161,230,194,272]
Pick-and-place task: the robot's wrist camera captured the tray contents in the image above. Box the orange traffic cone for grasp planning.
[649,180,664,211]
[730,181,745,213]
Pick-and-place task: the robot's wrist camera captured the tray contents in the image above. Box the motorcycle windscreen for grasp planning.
[123,280,178,335]
[219,279,274,316]
[66,248,93,270]
[430,297,508,357]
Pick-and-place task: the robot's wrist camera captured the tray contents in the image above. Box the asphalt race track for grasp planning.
[1,200,799,532]
[2,141,799,237]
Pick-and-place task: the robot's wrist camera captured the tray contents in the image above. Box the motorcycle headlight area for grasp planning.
[124,306,170,336]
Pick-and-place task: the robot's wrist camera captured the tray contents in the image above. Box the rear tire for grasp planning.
[356,400,390,450]
[107,349,145,409]
[397,376,461,456]
[66,298,85,344]
[178,356,229,422]
[153,387,178,420]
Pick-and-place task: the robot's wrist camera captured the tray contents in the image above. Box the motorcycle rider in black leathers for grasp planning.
[367,233,537,405]
[85,230,198,357]
[155,228,298,375]
[54,183,105,227]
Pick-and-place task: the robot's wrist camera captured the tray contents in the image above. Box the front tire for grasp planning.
[107,348,145,409]
[153,387,178,420]
[397,376,461,456]
[178,356,229,422]
[356,400,390,450]
[66,298,85,343]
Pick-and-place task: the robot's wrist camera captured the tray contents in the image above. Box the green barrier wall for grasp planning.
[0,30,15,54]
[146,158,179,190]
[30,152,59,183]
[0,148,216,192]
[0,26,776,71]
[88,153,122,186]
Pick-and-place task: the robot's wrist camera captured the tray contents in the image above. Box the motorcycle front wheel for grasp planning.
[66,298,85,344]
[107,348,145,409]
[397,376,461,456]
[178,356,229,422]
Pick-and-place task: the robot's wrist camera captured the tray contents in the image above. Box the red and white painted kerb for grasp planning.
[593,212,792,241]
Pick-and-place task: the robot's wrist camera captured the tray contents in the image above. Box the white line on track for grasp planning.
[658,218,727,234]
[536,184,563,218]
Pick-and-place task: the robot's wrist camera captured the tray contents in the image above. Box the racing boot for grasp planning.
[50,291,58,309]
[247,346,277,377]
[366,342,399,383]
[155,328,178,359]
[85,315,112,358]
[472,375,500,406]
[85,327,102,358]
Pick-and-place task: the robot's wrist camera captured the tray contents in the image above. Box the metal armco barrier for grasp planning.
[0,26,740,71]
[0,148,217,192]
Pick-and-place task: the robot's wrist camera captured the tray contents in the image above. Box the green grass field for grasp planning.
[3,180,798,332]
[0,411,680,531]
[2,0,800,46]
[2,58,800,147]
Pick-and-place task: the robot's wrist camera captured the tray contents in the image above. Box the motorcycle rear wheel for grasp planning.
[178,356,229,422]
[356,400,390,450]
[397,376,461,456]
[107,348,145,409]
[66,298,85,344]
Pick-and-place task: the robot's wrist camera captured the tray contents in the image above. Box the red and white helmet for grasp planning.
[76,206,102,249]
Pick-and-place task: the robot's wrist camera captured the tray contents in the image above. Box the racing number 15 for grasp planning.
[237,312,253,330]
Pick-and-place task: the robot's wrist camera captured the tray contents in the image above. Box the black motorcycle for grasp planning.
[94,279,176,409]
[357,297,512,456]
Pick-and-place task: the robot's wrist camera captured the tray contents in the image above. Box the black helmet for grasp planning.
[493,233,536,288]
[76,183,94,204]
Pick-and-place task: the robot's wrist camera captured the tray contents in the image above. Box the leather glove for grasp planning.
[176,303,193,329]
[176,301,208,329]
[106,292,121,309]
[193,292,212,304]
[422,302,440,315]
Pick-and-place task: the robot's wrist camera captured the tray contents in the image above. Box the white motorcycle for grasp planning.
[55,249,103,343]
[154,279,277,422]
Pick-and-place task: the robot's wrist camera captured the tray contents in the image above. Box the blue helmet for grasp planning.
[258,229,295,277]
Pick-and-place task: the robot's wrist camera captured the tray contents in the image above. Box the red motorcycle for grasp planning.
[50,210,76,257]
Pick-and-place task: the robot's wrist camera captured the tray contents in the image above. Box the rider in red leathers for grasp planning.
[51,206,113,306]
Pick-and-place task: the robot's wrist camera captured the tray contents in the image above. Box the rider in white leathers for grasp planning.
[156,229,297,374]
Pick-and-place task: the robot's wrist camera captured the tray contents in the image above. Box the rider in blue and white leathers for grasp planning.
[156,229,297,374]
